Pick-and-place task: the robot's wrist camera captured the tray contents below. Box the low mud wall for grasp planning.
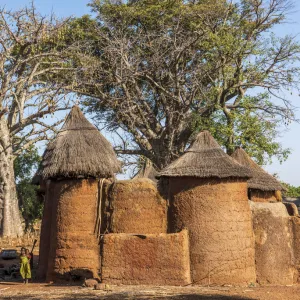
[101,230,191,286]
[291,217,300,282]
[0,233,39,250]
[107,179,167,234]
[250,202,296,285]
[250,190,281,203]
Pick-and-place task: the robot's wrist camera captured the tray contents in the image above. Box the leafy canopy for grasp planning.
[70,0,300,168]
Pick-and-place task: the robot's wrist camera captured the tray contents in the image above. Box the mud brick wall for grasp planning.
[0,234,39,250]
[46,179,100,282]
[37,180,54,279]
[167,177,256,286]
[291,216,300,282]
[250,202,296,285]
[108,179,167,234]
[251,190,281,203]
[101,230,191,286]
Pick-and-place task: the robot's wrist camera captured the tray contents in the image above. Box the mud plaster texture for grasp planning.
[46,179,100,282]
[101,230,191,286]
[108,179,167,234]
[250,189,281,203]
[284,203,299,217]
[250,202,296,285]
[167,177,256,286]
[37,180,54,279]
[291,217,300,282]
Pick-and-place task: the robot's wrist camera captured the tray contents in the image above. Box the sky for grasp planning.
[2,0,300,185]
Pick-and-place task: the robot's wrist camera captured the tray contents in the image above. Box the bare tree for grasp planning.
[77,0,300,169]
[0,5,77,236]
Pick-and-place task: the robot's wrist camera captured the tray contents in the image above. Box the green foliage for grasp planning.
[191,94,291,165]
[14,146,43,231]
[75,0,300,168]
[282,183,300,198]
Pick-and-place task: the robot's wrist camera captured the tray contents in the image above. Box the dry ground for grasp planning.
[0,283,300,300]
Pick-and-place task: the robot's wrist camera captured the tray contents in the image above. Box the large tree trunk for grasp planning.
[0,119,23,237]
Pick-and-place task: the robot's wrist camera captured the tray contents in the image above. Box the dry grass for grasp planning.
[231,148,283,192]
[40,106,120,179]
[158,131,251,179]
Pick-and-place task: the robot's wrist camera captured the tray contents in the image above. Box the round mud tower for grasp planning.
[168,177,256,285]
[46,179,100,281]
[37,180,54,279]
[108,179,167,234]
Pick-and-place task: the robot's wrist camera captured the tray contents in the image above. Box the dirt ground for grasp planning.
[0,283,300,300]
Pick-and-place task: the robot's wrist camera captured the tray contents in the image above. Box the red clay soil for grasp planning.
[108,179,167,234]
[46,179,100,282]
[250,190,281,203]
[101,230,191,286]
[250,202,296,285]
[1,283,300,300]
[37,180,54,279]
[168,177,256,286]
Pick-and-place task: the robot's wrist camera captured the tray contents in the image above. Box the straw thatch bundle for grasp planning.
[158,131,251,179]
[231,147,283,192]
[40,105,121,179]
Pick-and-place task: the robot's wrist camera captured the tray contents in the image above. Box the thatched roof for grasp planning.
[158,131,251,179]
[40,105,121,179]
[231,147,284,191]
[134,160,158,183]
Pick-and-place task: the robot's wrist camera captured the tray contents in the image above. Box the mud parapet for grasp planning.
[101,230,191,286]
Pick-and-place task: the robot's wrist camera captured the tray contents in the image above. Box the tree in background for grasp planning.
[282,183,300,198]
[71,0,299,169]
[14,146,43,232]
[0,4,79,237]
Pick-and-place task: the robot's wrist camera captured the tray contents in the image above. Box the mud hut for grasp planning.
[37,105,120,282]
[158,131,256,285]
[231,148,284,202]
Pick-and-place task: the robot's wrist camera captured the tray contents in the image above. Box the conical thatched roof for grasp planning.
[40,105,121,179]
[158,131,251,179]
[231,147,284,191]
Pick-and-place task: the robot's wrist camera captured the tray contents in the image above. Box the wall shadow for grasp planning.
[0,292,253,300]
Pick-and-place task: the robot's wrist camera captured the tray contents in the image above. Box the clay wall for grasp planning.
[46,179,100,282]
[250,202,296,285]
[284,203,299,217]
[101,230,191,286]
[250,190,281,203]
[107,179,167,234]
[37,180,54,279]
[0,233,39,250]
[291,217,300,282]
[167,177,256,286]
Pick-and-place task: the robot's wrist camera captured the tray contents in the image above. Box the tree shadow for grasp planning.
[0,292,253,300]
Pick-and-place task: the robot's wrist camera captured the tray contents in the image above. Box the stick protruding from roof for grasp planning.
[158,130,252,179]
[40,105,121,179]
[231,147,284,191]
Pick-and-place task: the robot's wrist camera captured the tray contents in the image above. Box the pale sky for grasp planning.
[3,0,300,185]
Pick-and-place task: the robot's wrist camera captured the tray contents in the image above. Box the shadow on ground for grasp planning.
[0,292,253,300]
